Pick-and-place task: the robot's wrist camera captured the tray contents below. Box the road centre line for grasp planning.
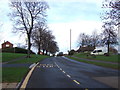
[62,71,66,73]
[73,80,80,85]
[54,61,81,85]
[67,74,71,78]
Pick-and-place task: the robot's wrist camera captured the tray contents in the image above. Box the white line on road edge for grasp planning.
[73,80,80,85]
[20,62,39,89]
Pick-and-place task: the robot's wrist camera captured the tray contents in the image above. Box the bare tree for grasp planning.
[101,0,119,55]
[9,1,49,57]
[32,26,59,55]
[91,30,100,48]
[32,22,47,54]
[102,22,117,54]
[48,41,59,55]
[102,0,120,26]
[42,30,55,55]
[78,33,92,47]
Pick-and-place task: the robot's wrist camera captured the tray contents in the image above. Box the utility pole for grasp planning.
[70,29,71,52]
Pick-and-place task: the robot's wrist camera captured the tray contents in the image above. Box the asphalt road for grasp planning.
[25,56,119,88]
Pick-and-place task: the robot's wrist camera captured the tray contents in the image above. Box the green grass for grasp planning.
[2,67,29,83]
[9,54,49,64]
[2,53,27,62]
[74,53,119,63]
[66,56,119,69]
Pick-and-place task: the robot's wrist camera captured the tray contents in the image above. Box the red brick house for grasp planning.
[77,46,95,52]
[1,41,13,49]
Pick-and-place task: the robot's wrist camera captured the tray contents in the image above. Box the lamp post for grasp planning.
[69,29,71,56]
[70,29,71,55]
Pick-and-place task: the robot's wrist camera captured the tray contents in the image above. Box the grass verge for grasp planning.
[9,55,49,64]
[2,53,27,62]
[66,56,119,69]
[2,67,29,83]
[74,53,119,63]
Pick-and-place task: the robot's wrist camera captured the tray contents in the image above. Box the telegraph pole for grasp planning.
[70,29,71,52]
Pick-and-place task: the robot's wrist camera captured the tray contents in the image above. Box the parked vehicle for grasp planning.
[91,48,107,55]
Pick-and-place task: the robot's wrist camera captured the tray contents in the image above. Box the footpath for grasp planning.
[1,56,31,89]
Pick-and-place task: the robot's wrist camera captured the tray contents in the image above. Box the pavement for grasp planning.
[2,56,26,64]
[21,56,119,89]
[1,63,31,67]
[1,56,32,89]
[2,83,18,88]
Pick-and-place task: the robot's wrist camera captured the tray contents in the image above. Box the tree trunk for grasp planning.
[37,45,40,55]
[43,49,45,55]
[27,34,31,58]
[107,40,110,55]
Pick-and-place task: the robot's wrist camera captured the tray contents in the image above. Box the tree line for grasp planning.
[32,23,59,55]
[9,1,59,57]
[78,0,119,55]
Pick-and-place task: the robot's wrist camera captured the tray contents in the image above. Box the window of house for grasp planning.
[6,44,10,47]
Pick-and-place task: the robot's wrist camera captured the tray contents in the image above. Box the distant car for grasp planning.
[91,49,107,55]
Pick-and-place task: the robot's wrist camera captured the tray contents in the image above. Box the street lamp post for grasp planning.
[69,29,71,56]
[70,29,71,55]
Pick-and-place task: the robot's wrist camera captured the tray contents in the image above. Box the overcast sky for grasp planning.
[0,0,104,53]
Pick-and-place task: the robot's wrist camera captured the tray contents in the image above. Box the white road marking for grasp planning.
[54,61,81,86]
[67,75,71,78]
[37,66,40,68]
[62,71,66,73]
[73,80,80,85]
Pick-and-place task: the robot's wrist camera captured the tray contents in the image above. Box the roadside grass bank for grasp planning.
[8,54,49,64]
[2,53,27,62]
[66,56,119,69]
[2,67,29,83]
[73,53,119,63]
[2,53,50,83]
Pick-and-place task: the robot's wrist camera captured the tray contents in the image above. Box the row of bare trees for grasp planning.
[9,1,59,57]
[78,31,100,48]
[78,0,119,55]
[32,23,59,55]
[78,29,118,54]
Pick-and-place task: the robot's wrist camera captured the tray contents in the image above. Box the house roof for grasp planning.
[78,46,95,51]
[2,41,13,45]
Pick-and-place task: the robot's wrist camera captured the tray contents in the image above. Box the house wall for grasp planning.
[2,42,13,49]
